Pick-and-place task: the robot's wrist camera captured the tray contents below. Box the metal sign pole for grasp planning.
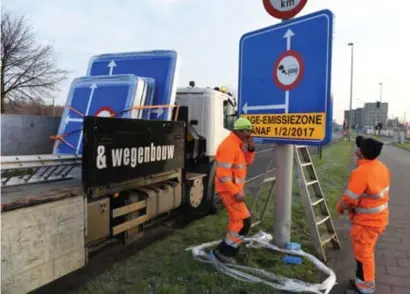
[273,14,294,248]
[274,143,294,247]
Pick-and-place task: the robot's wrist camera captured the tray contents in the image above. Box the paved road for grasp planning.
[374,145,410,294]
[328,144,410,294]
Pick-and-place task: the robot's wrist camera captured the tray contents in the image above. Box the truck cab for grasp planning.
[176,86,237,159]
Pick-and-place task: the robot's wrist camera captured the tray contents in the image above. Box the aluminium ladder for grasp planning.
[249,146,277,228]
[294,145,341,262]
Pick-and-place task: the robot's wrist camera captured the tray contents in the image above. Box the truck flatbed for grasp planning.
[1,176,87,294]
[1,178,83,213]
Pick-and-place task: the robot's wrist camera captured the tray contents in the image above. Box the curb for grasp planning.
[392,143,410,152]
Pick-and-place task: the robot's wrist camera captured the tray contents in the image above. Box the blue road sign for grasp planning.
[53,74,146,155]
[238,9,334,146]
[86,50,179,121]
[141,77,156,120]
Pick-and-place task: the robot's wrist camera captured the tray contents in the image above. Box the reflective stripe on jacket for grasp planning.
[341,158,390,228]
[215,132,255,196]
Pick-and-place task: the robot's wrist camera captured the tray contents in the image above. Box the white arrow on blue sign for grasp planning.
[86,50,179,121]
[238,9,334,146]
[53,75,146,155]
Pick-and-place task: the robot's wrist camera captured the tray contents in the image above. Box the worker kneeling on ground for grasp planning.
[337,135,390,294]
[212,118,255,264]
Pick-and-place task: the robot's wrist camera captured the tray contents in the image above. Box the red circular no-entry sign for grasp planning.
[273,50,304,91]
[263,0,308,20]
[95,106,115,117]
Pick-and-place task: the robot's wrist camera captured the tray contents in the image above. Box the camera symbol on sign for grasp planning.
[278,64,299,77]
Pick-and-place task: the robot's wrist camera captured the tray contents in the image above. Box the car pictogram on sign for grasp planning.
[273,50,304,91]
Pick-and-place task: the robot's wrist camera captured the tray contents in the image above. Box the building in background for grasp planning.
[354,107,364,130]
[344,102,389,131]
[363,102,388,129]
[387,118,399,129]
[343,108,364,130]
[344,109,355,129]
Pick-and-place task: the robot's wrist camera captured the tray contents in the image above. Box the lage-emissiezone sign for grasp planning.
[238,9,334,146]
[242,113,326,140]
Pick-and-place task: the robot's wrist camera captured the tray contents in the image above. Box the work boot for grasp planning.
[212,249,237,264]
[346,279,376,294]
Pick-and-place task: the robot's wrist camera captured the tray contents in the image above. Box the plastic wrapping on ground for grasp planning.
[186,231,336,294]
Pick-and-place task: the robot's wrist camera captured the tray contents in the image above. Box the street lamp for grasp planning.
[347,42,354,141]
[377,82,383,136]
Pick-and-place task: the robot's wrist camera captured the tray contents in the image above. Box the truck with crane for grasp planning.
[1,84,240,294]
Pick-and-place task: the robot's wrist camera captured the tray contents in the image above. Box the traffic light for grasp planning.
[376,101,381,108]
[374,123,383,130]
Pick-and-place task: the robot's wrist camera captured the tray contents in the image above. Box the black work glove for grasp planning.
[247,136,255,152]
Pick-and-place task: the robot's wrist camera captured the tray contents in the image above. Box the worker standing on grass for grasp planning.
[212,117,255,264]
[336,135,390,294]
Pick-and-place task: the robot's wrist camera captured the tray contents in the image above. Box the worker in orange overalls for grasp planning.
[212,117,255,264]
[337,135,390,294]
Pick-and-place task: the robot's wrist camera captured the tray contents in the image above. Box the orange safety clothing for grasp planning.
[215,132,255,256]
[215,132,255,198]
[219,192,251,249]
[350,224,384,293]
[337,158,390,293]
[338,158,390,228]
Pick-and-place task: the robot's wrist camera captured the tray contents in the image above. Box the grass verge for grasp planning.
[74,141,353,294]
[394,142,410,152]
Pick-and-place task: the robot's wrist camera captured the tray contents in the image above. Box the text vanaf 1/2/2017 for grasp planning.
[242,113,326,140]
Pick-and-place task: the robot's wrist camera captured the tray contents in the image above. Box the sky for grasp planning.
[3,0,410,124]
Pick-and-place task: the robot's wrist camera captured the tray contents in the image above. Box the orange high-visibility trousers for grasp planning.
[221,192,250,228]
[216,192,251,257]
[351,224,385,292]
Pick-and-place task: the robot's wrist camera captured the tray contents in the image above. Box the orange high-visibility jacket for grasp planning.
[215,132,255,196]
[339,158,390,228]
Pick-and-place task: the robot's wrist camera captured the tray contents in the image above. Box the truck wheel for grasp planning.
[205,160,224,214]
[187,178,204,209]
[187,160,222,215]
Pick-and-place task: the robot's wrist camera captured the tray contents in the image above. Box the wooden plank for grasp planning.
[112,200,147,218]
[1,195,86,293]
[1,178,82,212]
[112,214,149,236]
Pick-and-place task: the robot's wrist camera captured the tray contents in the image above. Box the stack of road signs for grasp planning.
[87,50,180,121]
[141,77,156,119]
[53,50,180,155]
[53,75,150,154]
[238,9,334,146]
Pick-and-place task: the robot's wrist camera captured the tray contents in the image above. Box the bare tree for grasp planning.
[1,10,68,113]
